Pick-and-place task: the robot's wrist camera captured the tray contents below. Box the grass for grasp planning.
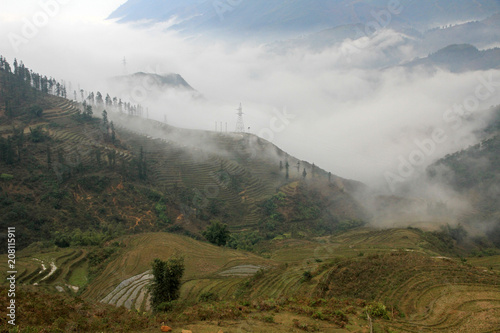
[1,227,499,332]
[67,259,88,287]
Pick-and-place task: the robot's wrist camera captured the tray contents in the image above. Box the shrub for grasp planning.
[261,314,275,323]
[203,220,230,246]
[301,271,313,283]
[199,292,218,302]
[365,302,390,320]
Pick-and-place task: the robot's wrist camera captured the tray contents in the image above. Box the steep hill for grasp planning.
[426,106,500,246]
[111,72,196,91]
[0,57,366,252]
[404,44,500,72]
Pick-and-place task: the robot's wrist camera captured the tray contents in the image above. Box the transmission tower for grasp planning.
[122,57,128,75]
[235,103,245,132]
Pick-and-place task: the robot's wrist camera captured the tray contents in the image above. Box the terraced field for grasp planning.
[92,228,500,333]
[0,247,88,294]
[86,232,275,310]
[110,121,292,231]
[2,228,499,332]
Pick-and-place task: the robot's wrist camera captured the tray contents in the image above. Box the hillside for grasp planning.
[404,44,500,72]
[110,72,196,91]
[426,106,500,247]
[0,56,366,252]
[2,228,499,332]
[1,56,500,332]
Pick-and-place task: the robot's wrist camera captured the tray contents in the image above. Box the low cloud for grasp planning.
[1,1,499,199]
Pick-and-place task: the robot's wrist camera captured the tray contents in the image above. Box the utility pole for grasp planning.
[235,103,245,132]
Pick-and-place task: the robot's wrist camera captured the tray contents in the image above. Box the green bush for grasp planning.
[199,292,218,302]
[301,270,313,283]
[203,220,230,246]
[365,302,390,320]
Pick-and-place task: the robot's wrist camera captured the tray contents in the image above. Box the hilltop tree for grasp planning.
[149,257,185,312]
[203,220,230,246]
[302,167,307,179]
[285,160,289,180]
[96,91,103,105]
[105,94,112,107]
[102,110,108,125]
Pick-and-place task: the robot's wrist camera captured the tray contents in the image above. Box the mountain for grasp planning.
[2,56,500,332]
[0,57,365,251]
[108,0,500,39]
[404,44,500,72]
[111,72,196,91]
[266,13,500,72]
[426,106,500,246]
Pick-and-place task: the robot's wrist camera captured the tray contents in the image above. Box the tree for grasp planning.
[30,105,43,118]
[138,146,147,180]
[110,121,116,145]
[302,167,307,179]
[105,94,112,107]
[285,160,289,180]
[149,257,185,312]
[102,110,108,125]
[96,91,103,105]
[203,220,230,246]
[46,145,52,170]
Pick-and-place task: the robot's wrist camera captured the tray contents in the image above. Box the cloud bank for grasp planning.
[1,1,499,195]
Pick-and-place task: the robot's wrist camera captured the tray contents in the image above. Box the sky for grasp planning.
[1,0,499,193]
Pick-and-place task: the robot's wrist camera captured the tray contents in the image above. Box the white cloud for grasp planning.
[0,2,498,192]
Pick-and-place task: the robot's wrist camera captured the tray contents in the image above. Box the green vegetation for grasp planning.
[203,220,231,246]
[149,257,185,312]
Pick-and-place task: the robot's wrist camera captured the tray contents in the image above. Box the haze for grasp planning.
[1,0,499,192]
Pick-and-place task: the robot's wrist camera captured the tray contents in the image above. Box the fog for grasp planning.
[1,0,499,197]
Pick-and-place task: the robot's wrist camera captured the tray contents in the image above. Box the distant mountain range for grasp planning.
[108,0,500,39]
[404,44,500,72]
